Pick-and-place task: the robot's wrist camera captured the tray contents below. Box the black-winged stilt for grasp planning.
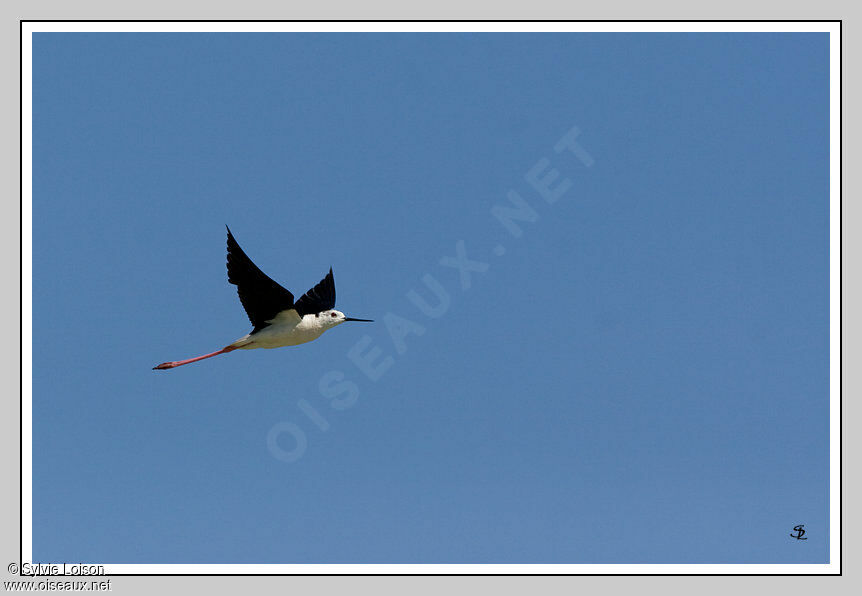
[153,227,373,370]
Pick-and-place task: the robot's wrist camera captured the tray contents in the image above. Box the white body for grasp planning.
[231,309,347,350]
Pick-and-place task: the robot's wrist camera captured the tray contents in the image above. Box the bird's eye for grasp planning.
[331,312,337,317]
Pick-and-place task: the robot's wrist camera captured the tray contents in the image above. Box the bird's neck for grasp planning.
[302,314,330,332]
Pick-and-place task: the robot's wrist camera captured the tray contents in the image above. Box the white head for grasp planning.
[318,309,374,328]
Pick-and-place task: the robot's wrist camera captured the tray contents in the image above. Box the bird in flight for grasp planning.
[153,227,373,370]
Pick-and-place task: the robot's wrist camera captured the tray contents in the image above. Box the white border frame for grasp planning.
[21,20,841,575]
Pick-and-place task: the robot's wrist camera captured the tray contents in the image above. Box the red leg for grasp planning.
[153,346,236,370]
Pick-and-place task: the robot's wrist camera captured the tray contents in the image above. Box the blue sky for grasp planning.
[31,32,829,564]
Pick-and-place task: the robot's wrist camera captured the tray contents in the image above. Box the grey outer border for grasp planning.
[6,2,849,594]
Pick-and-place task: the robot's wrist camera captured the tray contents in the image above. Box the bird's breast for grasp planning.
[248,315,326,349]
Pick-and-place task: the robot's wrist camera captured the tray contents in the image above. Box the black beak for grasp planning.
[344,317,374,322]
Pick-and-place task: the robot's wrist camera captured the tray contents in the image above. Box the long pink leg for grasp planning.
[153,346,237,370]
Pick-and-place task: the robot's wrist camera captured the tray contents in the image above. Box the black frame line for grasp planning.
[18,18,842,578]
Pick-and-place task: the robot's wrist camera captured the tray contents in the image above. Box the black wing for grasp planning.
[294,268,336,316]
[226,226,295,332]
